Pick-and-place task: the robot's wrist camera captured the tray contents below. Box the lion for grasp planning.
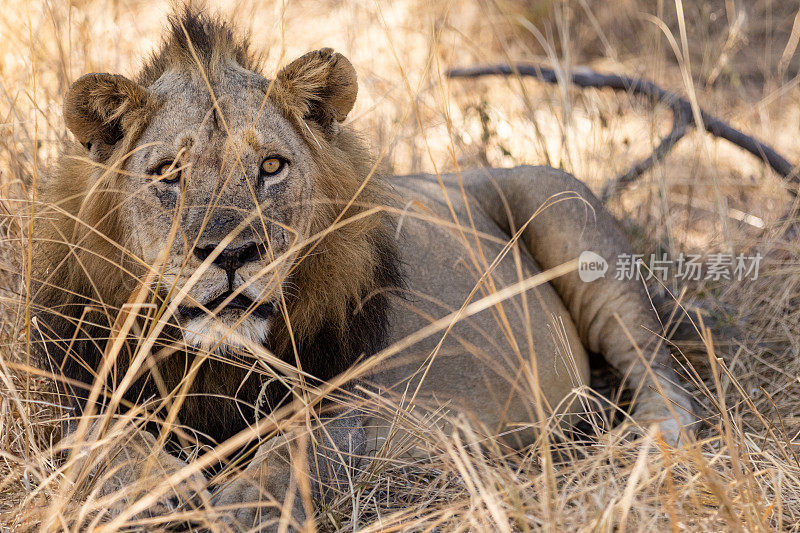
[32,9,696,530]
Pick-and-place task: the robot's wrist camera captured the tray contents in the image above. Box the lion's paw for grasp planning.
[212,475,303,532]
[609,402,696,447]
[91,434,211,524]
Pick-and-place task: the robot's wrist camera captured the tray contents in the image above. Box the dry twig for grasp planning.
[447,64,798,202]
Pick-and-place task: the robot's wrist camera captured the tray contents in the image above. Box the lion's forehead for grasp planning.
[149,62,268,104]
[134,82,304,166]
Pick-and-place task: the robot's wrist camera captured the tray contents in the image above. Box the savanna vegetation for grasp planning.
[1,0,800,530]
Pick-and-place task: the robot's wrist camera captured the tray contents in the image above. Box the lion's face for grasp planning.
[61,47,359,351]
[122,69,314,349]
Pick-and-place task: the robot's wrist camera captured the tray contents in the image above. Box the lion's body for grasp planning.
[371,169,590,447]
[33,10,694,527]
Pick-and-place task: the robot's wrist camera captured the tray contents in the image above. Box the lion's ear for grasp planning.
[63,73,153,160]
[274,48,357,134]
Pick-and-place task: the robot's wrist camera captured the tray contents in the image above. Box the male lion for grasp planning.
[33,9,695,530]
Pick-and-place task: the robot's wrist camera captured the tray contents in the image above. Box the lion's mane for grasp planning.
[32,9,402,444]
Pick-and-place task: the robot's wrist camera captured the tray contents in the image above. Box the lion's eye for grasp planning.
[154,161,182,184]
[260,157,284,176]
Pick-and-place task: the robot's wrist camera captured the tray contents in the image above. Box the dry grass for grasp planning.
[2,0,800,531]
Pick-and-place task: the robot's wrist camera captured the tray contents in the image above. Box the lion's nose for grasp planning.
[193,242,262,276]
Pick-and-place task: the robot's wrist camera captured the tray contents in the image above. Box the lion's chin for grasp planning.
[182,314,270,353]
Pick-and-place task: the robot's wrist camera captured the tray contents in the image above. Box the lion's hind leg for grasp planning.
[466,166,698,444]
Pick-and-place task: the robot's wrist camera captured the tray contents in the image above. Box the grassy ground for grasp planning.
[2,0,800,530]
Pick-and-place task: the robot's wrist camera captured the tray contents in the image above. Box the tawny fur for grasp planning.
[32,9,398,439]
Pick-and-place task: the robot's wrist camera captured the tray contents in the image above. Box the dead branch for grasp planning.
[446,64,798,202]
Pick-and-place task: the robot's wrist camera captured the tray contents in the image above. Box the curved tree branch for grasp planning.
[446,64,799,200]
[601,101,691,202]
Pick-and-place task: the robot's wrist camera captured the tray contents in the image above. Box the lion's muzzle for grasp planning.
[178,291,275,319]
